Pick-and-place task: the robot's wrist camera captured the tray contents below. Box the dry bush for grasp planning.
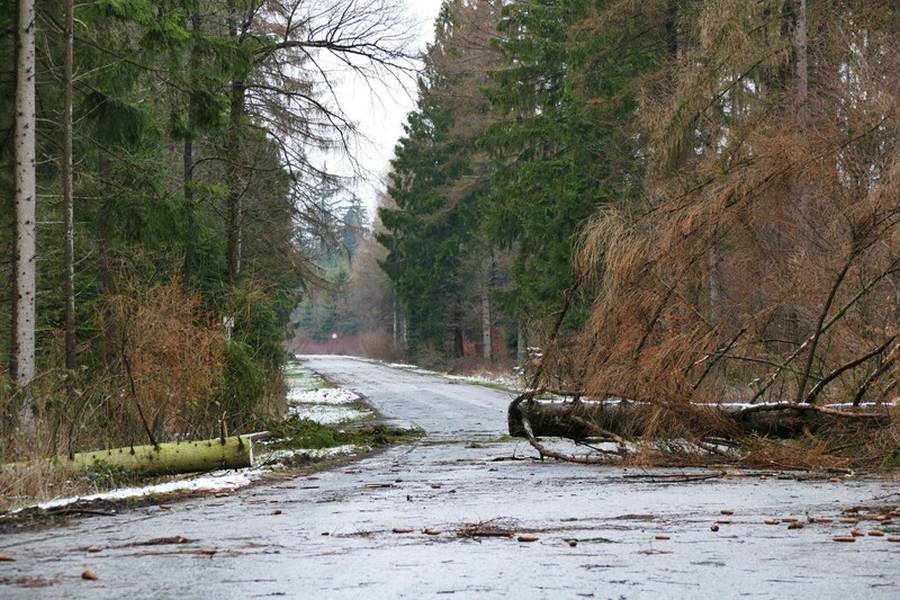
[108,280,225,442]
[0,368,109,512]
[563,1,899,467]
[0,458,78,513]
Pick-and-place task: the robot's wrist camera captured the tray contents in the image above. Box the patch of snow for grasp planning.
[444,373,523,389]
[289,404,371,425]
[378,361,526,391]
[10,444,365,515]
[25,469,263,512]
[284,360,372,424]
[287,387,360,405]
[257,445,360,465]
[4,360,374,516]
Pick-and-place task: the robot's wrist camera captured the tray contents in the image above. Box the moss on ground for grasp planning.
[264,415,419,451]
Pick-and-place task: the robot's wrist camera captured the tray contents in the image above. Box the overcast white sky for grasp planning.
[322,0,444,219]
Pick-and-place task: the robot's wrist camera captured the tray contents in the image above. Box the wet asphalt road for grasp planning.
[1,355,898,599]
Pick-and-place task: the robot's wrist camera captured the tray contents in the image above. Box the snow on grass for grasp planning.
[288,403,372,425]
[284,369,328,392]
[5,364,370,515]
[287,387,360,405]
[10,444,365,514]
[256,444,359,466]
[444,372,523,390]
[284,360,372,424]
[21,469,262,512]
[381,361,525,391]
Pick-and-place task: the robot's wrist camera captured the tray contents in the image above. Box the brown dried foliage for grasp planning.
[567,1,899,465]
[108,281,225,442]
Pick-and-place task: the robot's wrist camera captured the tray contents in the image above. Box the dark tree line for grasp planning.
[1,0,413,456]
[380,0,900,419]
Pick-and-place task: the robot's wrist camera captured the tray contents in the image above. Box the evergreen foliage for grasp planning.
[1,0,414,456]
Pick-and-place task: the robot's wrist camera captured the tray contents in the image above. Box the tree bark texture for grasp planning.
[1,435,254,478]
[509,398,891,442]
[12,0,37,392]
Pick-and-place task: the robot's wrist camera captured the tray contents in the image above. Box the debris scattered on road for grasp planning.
[458,519,516,539]
[125,536,194,547]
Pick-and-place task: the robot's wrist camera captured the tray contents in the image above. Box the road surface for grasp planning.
[1,355,897,598]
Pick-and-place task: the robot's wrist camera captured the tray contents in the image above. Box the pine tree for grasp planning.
[12,0,37,395]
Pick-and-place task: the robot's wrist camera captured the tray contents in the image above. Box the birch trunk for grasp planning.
[12,0,37,393]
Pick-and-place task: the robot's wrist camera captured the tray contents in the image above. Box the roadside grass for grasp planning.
[284,367,330,392]
[263,415,419,451]
[0,458,144,514]
[2,362,416,515]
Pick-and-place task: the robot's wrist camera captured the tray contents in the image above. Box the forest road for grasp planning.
[1,355,898,599]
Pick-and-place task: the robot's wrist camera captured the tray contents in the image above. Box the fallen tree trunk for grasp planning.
[2,435,253,478]
[509,397,892,441]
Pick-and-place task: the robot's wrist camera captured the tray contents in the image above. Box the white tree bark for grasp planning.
[13,0,37,392]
